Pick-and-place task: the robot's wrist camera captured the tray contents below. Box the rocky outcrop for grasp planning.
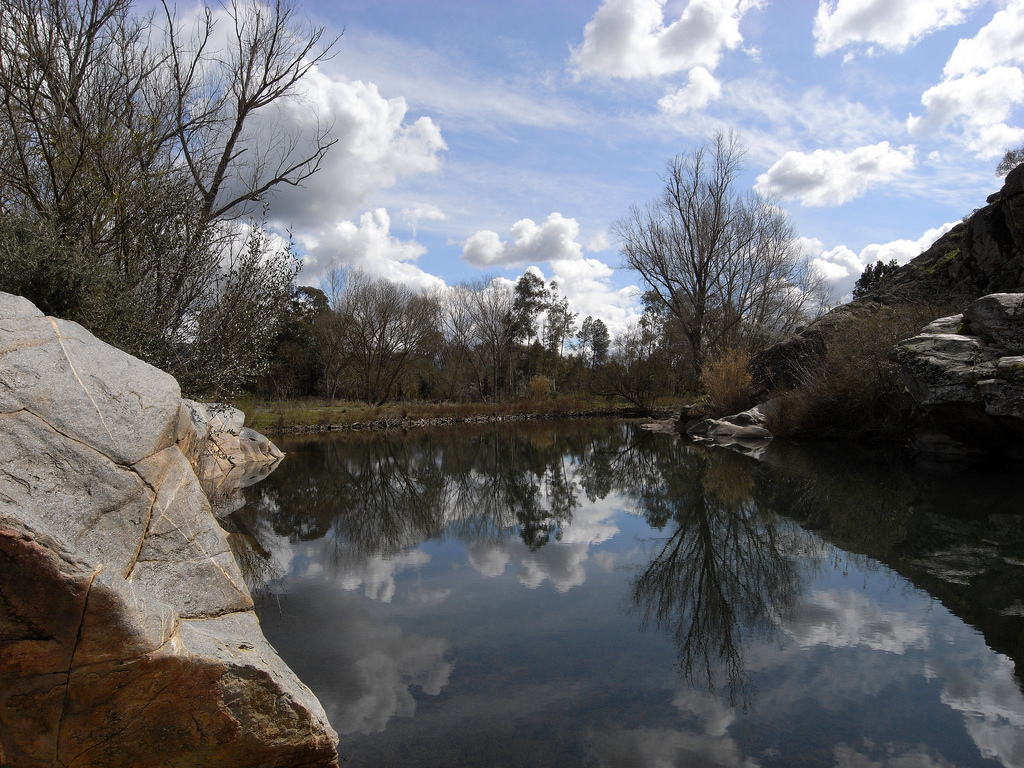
[752,164,1024,395]
[0,293,338,767]
[180,400,285,517]
[685,405,773,455]
[892,293,1024,459]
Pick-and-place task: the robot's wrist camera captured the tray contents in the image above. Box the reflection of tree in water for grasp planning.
[228,422,805,703]
[618,436,806,704]
[227,422,617,589]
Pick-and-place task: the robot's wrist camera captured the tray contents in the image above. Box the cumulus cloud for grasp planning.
[572,0,762,79]
[467,489,623,592]
[462,213,584,268]
[944,1,1024,77]
[935,653,1024,768]
[782,590,930,654]
[336,548,432,604]
[461,214,642,334]
[267,70,446,231]
[813,0,983,55]
[755,142,915,206]
[658,67,723,114]
[587,231,612,252]
[832,745,956,768]
[310,598,453,736]
[304,208,445,291]
[401,202,447,229]
[909,4,1024,158]
[806,221,956,299]
[908,67,1024,157]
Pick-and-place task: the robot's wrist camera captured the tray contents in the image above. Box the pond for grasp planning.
[222,420,1024,768]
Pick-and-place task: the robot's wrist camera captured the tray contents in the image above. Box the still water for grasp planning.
[223,421,1024,767]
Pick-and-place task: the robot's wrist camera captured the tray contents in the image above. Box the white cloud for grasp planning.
[326,30,582,133]
[755,142,916,206]
[832,745,956,768]
[936,653,1024,768]
[658,67,723,114]
[466,487,624,592]
[909,4,1024,159]
[314,601,453,736]
[401,203,447,227]
[267,70,447,231]
[545,259,642,335]
[944,1,1024,77]
[908,67,1024,157]
[813,0,983,56]
[462,213,585,268]
[808,221,956,300]
[572,0,762,79]
[304,208,445,292]
[462,214,642,334]
[586,230,612,252]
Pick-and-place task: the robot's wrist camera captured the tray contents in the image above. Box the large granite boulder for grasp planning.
[0,292,338,767]
[892,293,1024,458]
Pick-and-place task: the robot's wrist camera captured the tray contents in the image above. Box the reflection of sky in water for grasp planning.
[244,426,1024,767]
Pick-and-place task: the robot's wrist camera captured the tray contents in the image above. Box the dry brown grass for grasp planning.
[767,303,945,442]
[700,347,753,417]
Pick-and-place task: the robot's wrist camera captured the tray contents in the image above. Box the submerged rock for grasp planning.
[0,292,338,768]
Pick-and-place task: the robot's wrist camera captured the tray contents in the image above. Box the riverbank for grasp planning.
[236,395,678,434]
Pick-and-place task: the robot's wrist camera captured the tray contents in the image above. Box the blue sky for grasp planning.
[255,0,1024,333]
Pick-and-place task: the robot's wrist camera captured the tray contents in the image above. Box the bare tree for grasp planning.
[615,131,829,382]
[0,0,338,394]
[326,271,440,404]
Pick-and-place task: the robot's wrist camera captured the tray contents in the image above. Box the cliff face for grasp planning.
[753,164,1024,395]
[0,292,338,768]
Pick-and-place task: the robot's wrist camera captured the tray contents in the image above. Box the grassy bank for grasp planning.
[233,395,676,433]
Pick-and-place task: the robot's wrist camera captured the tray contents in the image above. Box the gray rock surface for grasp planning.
[0,292,338,768]
[752,166,1024,396]
[893,292,1024,458]
[686,405,773,456]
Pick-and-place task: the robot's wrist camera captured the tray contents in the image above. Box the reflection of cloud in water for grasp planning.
[592,550,617,572]
[832,745,952,767]
[584,726,759,768]
[336,549,431,603]
[782,590,929,654]
[466,540,511,577]
[672,690,736,738]
[314,598,453,736]
[935,653,1024,768]
[585,690,757,767]
[466,494,620,591]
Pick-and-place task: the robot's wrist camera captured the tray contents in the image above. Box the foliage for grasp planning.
[527,375,553,400]
[853,259,900,297]
[578,316,610,368]
[0,0,336,396]
[615,130,831,383]
[317,270,440,404]
[997,145,1024,177]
